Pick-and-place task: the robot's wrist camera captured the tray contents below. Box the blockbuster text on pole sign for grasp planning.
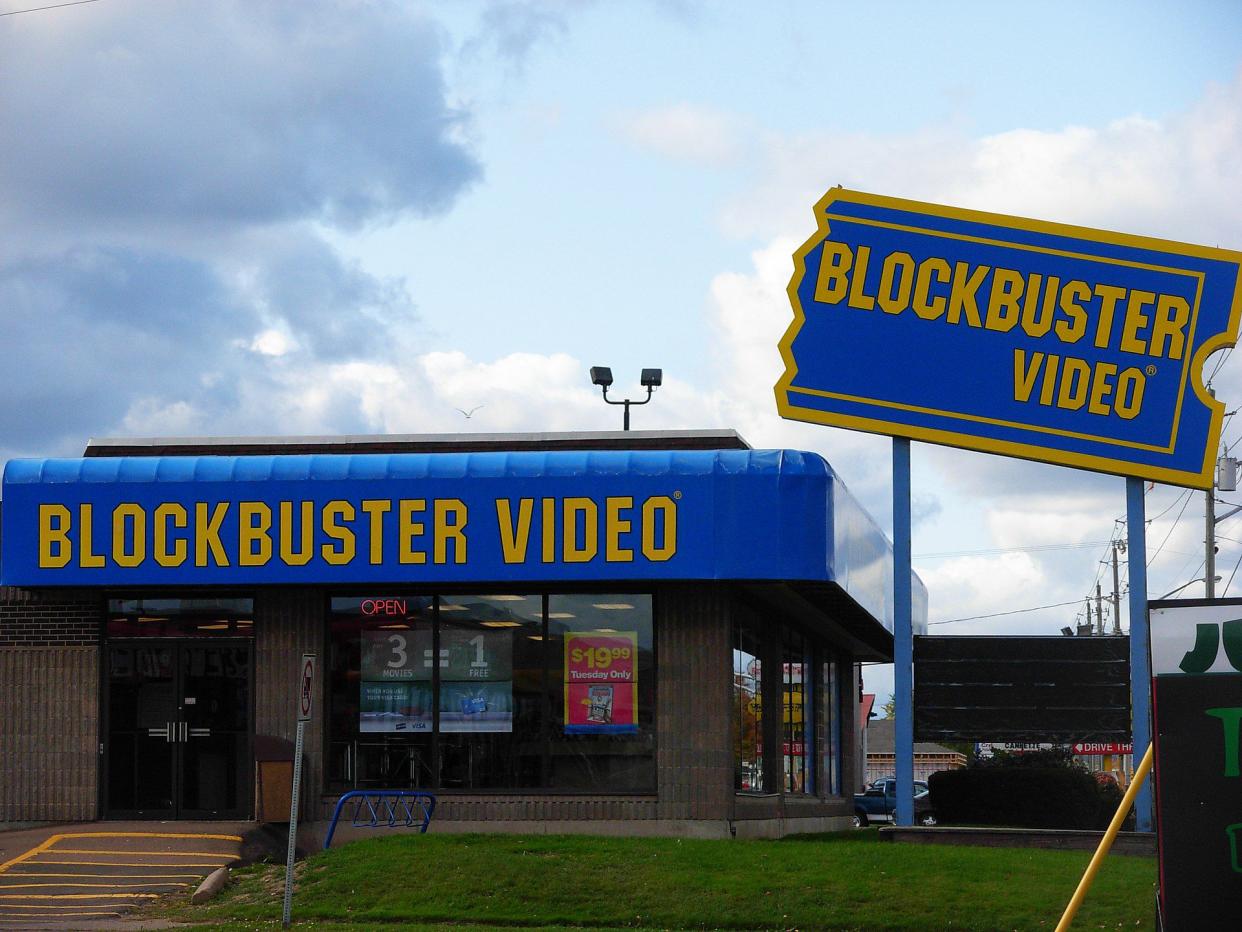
[775,188,1242,488]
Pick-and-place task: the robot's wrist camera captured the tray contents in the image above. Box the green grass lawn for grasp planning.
[148,829,1155,931]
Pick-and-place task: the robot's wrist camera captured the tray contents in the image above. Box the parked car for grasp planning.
[853,778,937,826]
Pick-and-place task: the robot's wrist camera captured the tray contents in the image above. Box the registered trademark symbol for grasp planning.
[673,490,682,500]
[1146,365,1157,376]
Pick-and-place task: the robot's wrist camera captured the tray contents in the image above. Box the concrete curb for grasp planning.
[190,866,230,904]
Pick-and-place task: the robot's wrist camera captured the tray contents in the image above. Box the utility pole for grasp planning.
[1208,387,1218,599]
[1111,541,1123,634]
[1096,582,1105,636]
[1207,482,1217,599]
[1085,598,1092,634]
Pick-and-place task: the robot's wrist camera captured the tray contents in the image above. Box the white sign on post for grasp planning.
[298,653,316,721]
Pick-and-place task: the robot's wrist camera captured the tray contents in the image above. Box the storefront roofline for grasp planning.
[2,448,926,639]
[83,429,751,458]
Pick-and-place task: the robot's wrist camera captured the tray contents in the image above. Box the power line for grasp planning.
[915,540,1112,560]
[0,0,99,16]
[1148,490,1194,567]
[928,599,1084,626]
[1208,347,1234,385]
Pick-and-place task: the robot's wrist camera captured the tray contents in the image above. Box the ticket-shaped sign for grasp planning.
[777,189,1242,488]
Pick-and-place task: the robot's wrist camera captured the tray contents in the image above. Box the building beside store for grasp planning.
[0,430,926,838]
[863,719,966,784]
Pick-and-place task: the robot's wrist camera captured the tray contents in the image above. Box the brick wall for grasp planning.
[0,587,102,646]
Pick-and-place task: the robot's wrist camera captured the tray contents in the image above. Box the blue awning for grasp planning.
[1,449,926,635]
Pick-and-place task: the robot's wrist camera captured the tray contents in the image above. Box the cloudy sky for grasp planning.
[3,0,1241,699]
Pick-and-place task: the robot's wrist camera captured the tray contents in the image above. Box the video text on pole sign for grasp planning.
[776,189,1242,488]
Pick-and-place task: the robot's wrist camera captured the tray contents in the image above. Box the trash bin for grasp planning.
[255,734,296,823]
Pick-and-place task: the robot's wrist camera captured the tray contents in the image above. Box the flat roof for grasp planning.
[84,429,751,458]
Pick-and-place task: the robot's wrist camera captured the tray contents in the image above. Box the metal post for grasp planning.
[1126,478,1153,833]
[623,400,630,431]
[1096,583,1105,636]
[893,437,913,827]
[1207,387,1218,599]
[1207,485,1217,598]
[282,719,306,929]
[1111,543,1122,635]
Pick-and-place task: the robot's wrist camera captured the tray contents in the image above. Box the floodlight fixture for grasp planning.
[590,365,662,430]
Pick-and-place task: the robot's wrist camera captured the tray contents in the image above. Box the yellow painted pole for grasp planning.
[1055,744,1154,932]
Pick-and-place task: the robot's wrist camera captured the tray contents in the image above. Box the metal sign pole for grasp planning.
[283,653,316,930]
[1126,478,1153,833]
[282,719,305,929]
[894,437,914,827]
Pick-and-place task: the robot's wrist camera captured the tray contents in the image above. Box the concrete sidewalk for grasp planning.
[0,822,252,930]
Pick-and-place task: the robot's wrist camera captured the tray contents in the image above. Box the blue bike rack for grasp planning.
[323,790,438,849]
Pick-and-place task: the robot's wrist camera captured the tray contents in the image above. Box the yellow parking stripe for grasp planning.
[0,894,159,900]
[0,909,133,914]
[31,864,233,874]
[0,882,190,889]
[0,916,121,922]
[42,854,237,859]
[3,872,203,880]
[0,838,58,875]
[0,832,241,877]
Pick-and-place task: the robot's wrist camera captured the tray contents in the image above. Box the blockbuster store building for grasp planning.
[0,430,925,838]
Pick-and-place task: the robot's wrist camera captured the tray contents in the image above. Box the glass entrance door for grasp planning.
[105,640,252,819]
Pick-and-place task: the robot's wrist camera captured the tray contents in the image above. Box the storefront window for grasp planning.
[547,594,655,792]
[783,629,812,794]
[437,594,543,789]
[822,659,842,796]
[327,597,434,789]
[732,625,764,792]
[326,592,654,792]
[107,598,254,638]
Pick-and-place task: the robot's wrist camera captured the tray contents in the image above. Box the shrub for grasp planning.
[928,767,1105,829]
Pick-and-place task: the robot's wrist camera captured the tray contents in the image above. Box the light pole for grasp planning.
[1157,576,1222,600]
[590,366,662,430]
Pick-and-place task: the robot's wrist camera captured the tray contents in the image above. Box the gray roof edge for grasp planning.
[84,429,752,456]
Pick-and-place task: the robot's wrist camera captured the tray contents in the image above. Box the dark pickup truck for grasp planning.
[853,778,938,826]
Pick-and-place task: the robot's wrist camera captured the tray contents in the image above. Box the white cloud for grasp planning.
[619,104,748,167]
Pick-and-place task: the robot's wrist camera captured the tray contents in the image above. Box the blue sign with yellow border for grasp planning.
[776,189,1242,488]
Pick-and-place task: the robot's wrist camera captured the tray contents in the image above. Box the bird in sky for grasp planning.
[455,405,485,419]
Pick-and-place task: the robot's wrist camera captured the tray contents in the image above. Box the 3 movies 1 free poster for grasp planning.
[360,626,514,733]
[358,619,641,735]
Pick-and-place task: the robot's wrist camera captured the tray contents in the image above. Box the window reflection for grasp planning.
[732,626,763,792]
[326,592,654,793]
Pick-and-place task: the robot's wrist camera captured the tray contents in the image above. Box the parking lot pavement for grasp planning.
[0,831,241,929]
